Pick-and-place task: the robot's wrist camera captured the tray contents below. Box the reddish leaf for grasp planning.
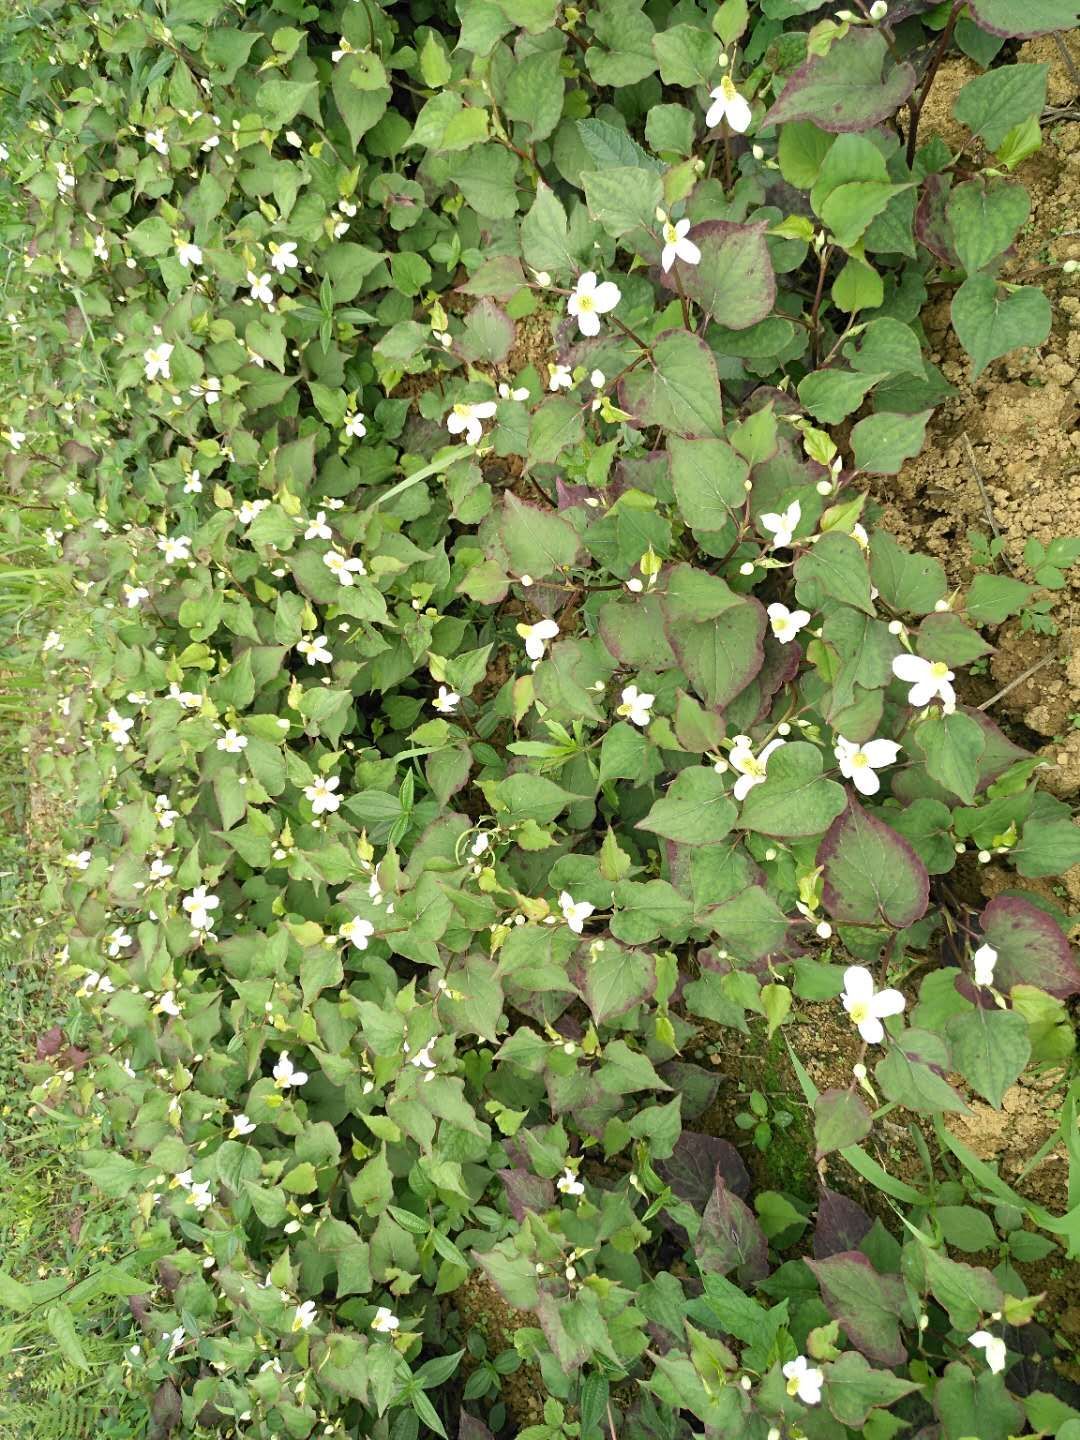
[980,896,1080,998]
[814,1088,873,1158]
[763,30,916,134]
[807,1251,908,1365]
[695,1172,769,1284]
[658,221,775,331]
[813,1188,873,1259]
[819,799,929,929]
[496,1167,554,1223]
[659,1131,751,1210]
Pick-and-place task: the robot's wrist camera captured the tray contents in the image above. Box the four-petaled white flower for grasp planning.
[154,989,182,1017]
[304,775,341,814]
[149,856,174,880]
[269,240,298,275]
[371,1306,400,1333]
[782,1355,823,1405]
[190,377,221,405]
[79,970,115,996]
[145,127,169,155]
[106,926,132,956]
[433,685,460,714]
[305,510,333,540]
[274,1052,309,1089]
[767,603,810,644]
[103,707,135,749]
[323,550,367,586]
[408,1040,437,1071]
[157,534,191,564]
[144,342,173,381]
[969,1330,1007,1374]
[341,916,375,949]
[729,735,785,801]
[247,270,274,305]
[841,965,906,1044]
[516,618,559,661]
[660,216,701,273]
[618,685,654,727]
[567,271,621,338]
[297,634,333,664]
[216,727,248,754]
[155,794,179,827]
[230,1113,256,1137]
[183,885,220,932]
[559,891,595,935]
[183,471,203,493]
[344,411,367,439]
[292,1300,317,1331]
[892,654,956,712]
[66,850,92,870]
[176,239,202,268]
[760,501,802,549]
[446,400,498,446]
[499,382,529,402]
[834,735,901,797]
[973,943,997,988]
[557,1167,585,1196]
[4,428,26,451]
[188,1180,213,1211]
[331,37,354,62]
[706,75,752,133]
[548,363,573,392]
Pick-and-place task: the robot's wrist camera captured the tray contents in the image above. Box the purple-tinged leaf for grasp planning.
[819,799,929,929]
[496,1167,555,1223]
[980,896,1080,998]
[823,1350,922,1428]
[597,594,678,671]
[659,564,767,710]
[763,30,916,134]
[620,330,726,439]
[814,1188,873,1259]
[656,1062,721,1121]
[459,1415,495,1440]
[458,299,515,364]
[966,0,1080,38]
[914,173,959,266]
[659,1132,751,1210]
[571,941,656,1024]
[658,221,775,331]
[695,1172,768,1284]
[876,1029,969,1114]
[806,1251,908,1365]
[814,1088,873,1159]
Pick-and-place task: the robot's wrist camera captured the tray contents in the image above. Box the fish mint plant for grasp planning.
[3,0,1080,1437]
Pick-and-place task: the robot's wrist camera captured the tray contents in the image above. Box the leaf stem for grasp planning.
[906,2,961,167]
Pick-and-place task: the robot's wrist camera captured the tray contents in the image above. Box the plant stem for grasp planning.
[906,3,961,167]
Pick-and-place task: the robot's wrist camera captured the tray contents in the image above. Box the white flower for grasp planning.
[760,501,801,549]
[471,832,491,857]
[729,735,785,802]
[56,162,75,194]
[183,471,203,493]
[841,965,906,1044]
[92,231,109,260]
[105,926,132,956]
[154,990,182,1017]
[157,534,191,564]
[103,708,135,748]
[65,850,92,870]
[304,510,333,541]
[274,1053,309,1089]
[498,383,529,402]
[5,428,26,451]
[408,1041,437,1071]
[304,775,341,814]
[433,685,460,714]
[969,1330,1006,1373]
[371,1306,400,1333]
[617,685,654,727]
[567,271,621,338]
[559,891,595,935]
[972,943,997,988]
[190,377,221,405]
[168,683,202,709]
[516,618,559,661]
[548,363,573,392]
[557,1168,585,1196]
[870,0,889,19]
[446,399,498,446]
[660,217,701,273]
[149,856,174,880]
[834,735,901,797]
[247,270,274,305]
[230,1113,256,1137]
[782,1355,823,1405]
[176,239,202,268]
[297,634,333,664]
[216,727,248,754]
[892,654,956,712]
[188,1180,213,1211]
[323,550,366,586]
[766,603,810,643]
[292,1300,317,1331]
[145,127,169,155]
[144,342,173,381]
[344,411,367,439]
[706,75,752,133]
[166,1326,186,1356]
[236,498,268,526]
[182,885,220,932]
[331,37,354,61]
[341,916,375,949]
[78,969,115,996]
[269,240,298,275]
[155,795,179,828]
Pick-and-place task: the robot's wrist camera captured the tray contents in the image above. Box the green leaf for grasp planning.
[843,317,926,378]
[504,49,565,141]
[819,800,929,928]
[933,1362,1024,1440]
[823,1350,921,1428]
[622,331,726,438]
[660,565,766,708]
[798,369,882,424]
[0,1269,33,1312]
[814,1088,873,1158]
[910,711,986,805]
[777,120,834,188]
[964,572,1033,624]
[946,176,1030,276]
[528,396,585,466]
[876,1030,967,1114]
[794,532,875,616]
[651,23,721,88]
[636,768,737,846]
[763,30,916,134]
[459,299,515,363]
[951,276,1051,380]
[582,166,663,239]
[669,437,749,532]
[578,943,656,1024]
[662,221,775,331]
[448,144,521,218]
[577,118,662,172]
[521,183,575,275]
[953,62,1049,148]
[46,1303,90,1370]
[850,410,931,476]
[869,531,946,615]
[258,76,319,128]
[738,742,847,839]
[947,1008,1031,1109]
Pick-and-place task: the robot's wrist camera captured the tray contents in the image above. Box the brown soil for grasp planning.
[453,1269,545,1430]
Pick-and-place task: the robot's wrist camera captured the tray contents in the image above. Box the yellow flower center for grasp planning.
[849,751,869,768]
[786,1378,800,1398]
[577,292,595,312]
[453,402,470,417]
[721,75,737,101]
[848,999,870,1025]
[664,222,679,244]
[931,661,949,678]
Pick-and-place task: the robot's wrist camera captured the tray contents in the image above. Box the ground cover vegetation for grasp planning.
[1,0,1080,1436]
